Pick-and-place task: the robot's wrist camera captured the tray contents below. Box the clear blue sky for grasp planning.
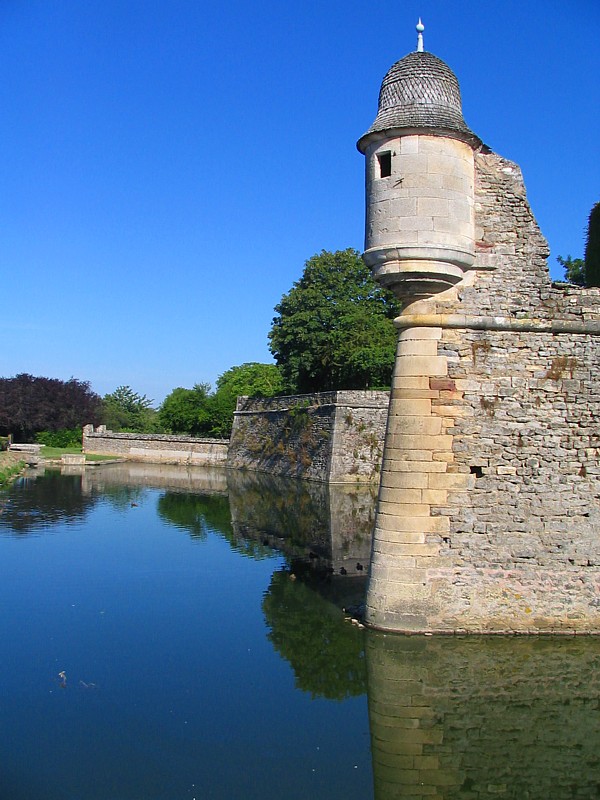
[1,0,598,403]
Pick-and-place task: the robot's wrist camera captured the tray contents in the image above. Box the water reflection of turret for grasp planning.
[365,633,600,799]
[226,470,376,577]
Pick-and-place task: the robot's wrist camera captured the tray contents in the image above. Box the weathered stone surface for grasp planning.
[365,146,600,633]
[83,429,228,466]
[227,390,389,482]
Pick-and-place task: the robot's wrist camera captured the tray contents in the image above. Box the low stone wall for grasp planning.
[227,390,389,482]
[82,426,228,466]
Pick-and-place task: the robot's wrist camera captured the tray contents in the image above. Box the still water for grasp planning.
[1,464,599,799]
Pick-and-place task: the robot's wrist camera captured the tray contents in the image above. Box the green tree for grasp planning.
[216,362,284,398]
[585,202,600,288]
[158,384,212,436]
[268,249,401,393]
[557,255,585,286]
[102,385,161,433]
[207,363,285,439]
[159,365,283,440]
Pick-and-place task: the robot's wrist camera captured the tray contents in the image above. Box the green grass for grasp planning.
[40,446,116,462]
[0,460,25,486]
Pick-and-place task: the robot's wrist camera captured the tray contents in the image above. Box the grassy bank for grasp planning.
[1,447,115,470]
[0,453,26,486]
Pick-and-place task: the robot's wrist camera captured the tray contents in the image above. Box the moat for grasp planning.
[1,464,599,799]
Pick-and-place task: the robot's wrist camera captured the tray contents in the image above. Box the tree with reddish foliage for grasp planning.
[0,374,102,441]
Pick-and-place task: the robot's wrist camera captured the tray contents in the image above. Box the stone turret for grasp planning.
[358,22,600,634]
[357,25,480,303]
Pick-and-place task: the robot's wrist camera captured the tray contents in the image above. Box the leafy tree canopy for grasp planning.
[268,249,401,393]
[215,362,284,398]
[208,363,285,439]
[0,373,102,442]
[557,201,600,288]
[158,384,212,437]
[557,255,585,287]
[159,364,283,440]
[102,385,161,433]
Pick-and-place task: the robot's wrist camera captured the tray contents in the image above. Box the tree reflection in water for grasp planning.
[0,471,99,534]
[157,490,275,559]
[157,491,229,540]
[262,567,367,701]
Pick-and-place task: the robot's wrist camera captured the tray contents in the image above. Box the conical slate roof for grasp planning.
[357,50,480,151]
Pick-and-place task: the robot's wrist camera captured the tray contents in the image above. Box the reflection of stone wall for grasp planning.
[366,633,600,799]
[80,462,229,495]
[83,428,228,466]
[226,470,376,574]
[228,390,389,482]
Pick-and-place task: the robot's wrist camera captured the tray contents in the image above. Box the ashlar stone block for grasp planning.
[397,338,439,357]
[389,416,442,436]
[388,398,432,416]
[394,356,448,377]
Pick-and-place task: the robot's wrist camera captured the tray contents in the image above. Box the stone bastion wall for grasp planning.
[227,390,389,482]
[82,390,390,482]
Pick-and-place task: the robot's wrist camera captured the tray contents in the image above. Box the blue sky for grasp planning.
[1,0,598,403]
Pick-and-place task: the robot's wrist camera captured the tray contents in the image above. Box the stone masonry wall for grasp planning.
[442,150,600,325]
[83,427,228,466]
[424,326,600,630]
[227,391,389,483]
[366,146,600,633]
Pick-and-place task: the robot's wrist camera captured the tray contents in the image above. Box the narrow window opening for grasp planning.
[377,151,392,178]
[470,465,484,478]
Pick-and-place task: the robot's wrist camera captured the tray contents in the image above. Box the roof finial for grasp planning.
[416,18,424,52]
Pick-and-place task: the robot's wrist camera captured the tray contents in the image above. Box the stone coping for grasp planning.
[9,443,43,453]
[396,313,600,335]
[85,431,227,444]
[236,390,390,414]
